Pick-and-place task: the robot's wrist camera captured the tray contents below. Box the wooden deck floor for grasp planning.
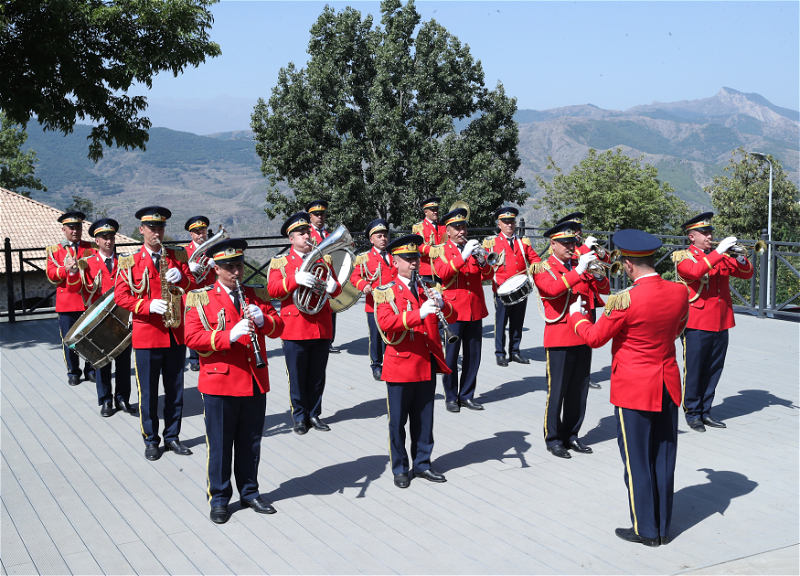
[2,291,798,575]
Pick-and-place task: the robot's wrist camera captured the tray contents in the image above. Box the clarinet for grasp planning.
[234,279,267,369]
[412,271,459,344]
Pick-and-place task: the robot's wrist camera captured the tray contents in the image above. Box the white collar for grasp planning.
[425,217,437,225]
[145,245,161,257]
[503,233,515,242]
[98,250,114,259]
[635,272,659,282]
[396,274,412,288]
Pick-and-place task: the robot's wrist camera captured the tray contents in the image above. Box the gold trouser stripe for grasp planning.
[543,349,552,440]
[284,362,297,419]
[202,394,212,505]
[59,321,69,370]
[134,351,146,438]
[618,407,639,535]
[681,334,688,412]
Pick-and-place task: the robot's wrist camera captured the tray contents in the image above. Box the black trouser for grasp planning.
[443,319,482,404]
[134,333,185,446]
[283,338,330,424]
[544,345,592,447]
[494,294,527,358]
[387,361,436,476]
[187,347,199,367]
[58,311,94,378]
[366,311,384,371]
[96,344,131,405]
[681,328,729,423]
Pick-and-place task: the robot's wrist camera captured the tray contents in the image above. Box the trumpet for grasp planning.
[586,259,624,278]
[473,245,500,267]
[711,240,767,257]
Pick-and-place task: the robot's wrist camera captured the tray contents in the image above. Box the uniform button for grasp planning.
[248,358,252,362]
[213,367,217,371]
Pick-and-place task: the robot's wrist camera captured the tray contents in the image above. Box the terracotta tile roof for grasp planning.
[0,187,139,273]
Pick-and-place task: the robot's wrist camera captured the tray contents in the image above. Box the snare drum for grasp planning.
[497,275,533,306]
[64,288,132,369]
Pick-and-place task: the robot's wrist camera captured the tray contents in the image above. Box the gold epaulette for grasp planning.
[431,246,446,261]
[270,255,288,270]
[671,250,695,264]
[482,236,496,250]
[323,254,333,266]
[354,252,369,266]
[604,286,635,316]
[185,286,212,310]
[372,282,396,305]
[246,284,270,303]
[77,257,90,270]
[46,244,60,256]
[169,245,188,262]
[529,261,549,275]
[118,254,135,270]
[522,237,532,247]
[412,223,423,235]
[88,241,99,250]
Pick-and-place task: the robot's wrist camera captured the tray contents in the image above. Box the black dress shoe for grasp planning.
[115,398,137,415]
[100,401,115,417]
[547,445,571,459]
[702,416,726,428]
[589,380,602,389]
[569,439,593,454]
[510,353,530,364]
[68,375,81,386]
[86,372,96,383]
[210,506,230,524]
[145,444,161,461]
[242,496,277,514]
[394,473,409,488]
[460,398,484,411]
[189,363,200,372]
[496,356,509,367]
[415,469,447,483]
[615,527,660,547]
[293,421,309,435]
[164,440,193,455]
[309,417,331,431]
[329,345,341,354]
[372,369,382,381]
[660,535,671,545]
[445,401,460,413]
[687,419,706,432]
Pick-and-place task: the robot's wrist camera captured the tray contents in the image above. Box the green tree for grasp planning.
[0,0,221,161]
[534,148,690,233]
[251,0,525,232]
[0,110,46,196]
[65,194,108,221]
[706,147,800,241]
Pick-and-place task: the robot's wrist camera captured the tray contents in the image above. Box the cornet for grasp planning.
[473,245,500,267]
[711,240,767,257]
[586,259,624,278]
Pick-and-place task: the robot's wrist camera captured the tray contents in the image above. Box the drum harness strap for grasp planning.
[529,262,572,324]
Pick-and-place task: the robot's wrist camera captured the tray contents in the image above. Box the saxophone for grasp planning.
[156,239,185,328]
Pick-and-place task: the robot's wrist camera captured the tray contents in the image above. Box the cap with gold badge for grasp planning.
[365,218,388,239]
[386,234,424,258]
[88,218,119,237]
[441,207,468,227]
[280,212,312,238]
[543,221,579,242]
[135,206,171,226]
[305,200,329,214]
[494,206,519,221]
[556,211,584,228]
[58,211,86,225]
[682,212,714,233]
[205,238,247,263]
[185,215,210,232]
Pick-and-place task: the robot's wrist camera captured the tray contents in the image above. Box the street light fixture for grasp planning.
[748,152,773,310]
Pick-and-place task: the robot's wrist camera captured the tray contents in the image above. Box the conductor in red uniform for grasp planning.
[349,218,396,380]
[46,211,97,386]
[412,197,446,285]
[568,229,690,547]
[268,212,342,435]
[433,207,494,413]
[374,234,456,488]
[184,239,284,524]
[114,206,194,461]
[675,212,753,431]
[532,222,609,458]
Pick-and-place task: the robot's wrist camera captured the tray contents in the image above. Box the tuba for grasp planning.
[294,224,354,315]
[188,225,230,280]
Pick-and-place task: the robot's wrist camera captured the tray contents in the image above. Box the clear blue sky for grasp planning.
[135,1,799,132]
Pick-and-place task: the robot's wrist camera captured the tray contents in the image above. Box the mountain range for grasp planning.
[23,87,799,238]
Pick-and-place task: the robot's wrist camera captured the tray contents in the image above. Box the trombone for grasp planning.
[711,240,767,257]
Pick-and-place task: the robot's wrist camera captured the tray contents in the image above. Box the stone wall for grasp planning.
[0,272,55,313]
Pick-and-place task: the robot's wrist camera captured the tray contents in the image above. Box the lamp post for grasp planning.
[748,152,773,309]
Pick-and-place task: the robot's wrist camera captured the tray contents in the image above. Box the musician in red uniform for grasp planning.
[375,234,456,488]
[531,222,610,458]
[412,197,446,285]
[568,229,690,547]
[184,239,284,524]
[483,206,541,366]
[349,218,396,380]
[182,215,214,371]
[433,207,493,413]
[674,212,754,432]
[268,212,342,435]
[114,206,194,461]
[79,218,135,417]
[305,199,341,354]
[46,211,97,386]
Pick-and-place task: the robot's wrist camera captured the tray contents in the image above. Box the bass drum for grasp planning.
[328,249,361,313]
[64,288,132,369]
[497,274,533,306]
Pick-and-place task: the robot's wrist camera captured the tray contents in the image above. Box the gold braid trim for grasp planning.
[170,246,189,263]
[522,237,532,247]
[604,286,634,316]
[118,254,135,270]
[672,250,704,303]
[529,261,550,275]
[482,236,496,250]
[251,286,270,303]
[185,287,211,310]
[412,223,423,235]
[270,256,288,271]
[354,253,369,267]
[435,247,448,262]
[671,250,695,264]
[323,254,333,266]
[372,283,396,305]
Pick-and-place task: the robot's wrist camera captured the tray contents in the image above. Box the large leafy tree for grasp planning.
[707,147,800,242]
[0,0,221,161]
[251,0,526,232]
[535,148,690,234]
[0,111,46,196]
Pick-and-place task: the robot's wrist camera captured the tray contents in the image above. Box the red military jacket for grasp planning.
[46,240,97,312]
[675,244,753,332]
[433,240,493,322]
[532,254,610,348]
[80,251,121,305]
[374,277,455,382]
[309,226,328,246]
[482,234,541,292]
[184,282,283,396]
[349,247,396,312]
[182,241,216,288]
[266,248,342,340]
[412,219,446,278]
[114,245,194,348]
[569,274,690,411]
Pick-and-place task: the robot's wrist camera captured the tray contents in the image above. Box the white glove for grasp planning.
[165,267,182,284]
[419,299,437,319]
[295,271,316,288]
[575,253,597,275]
[230,319,250,343]
[149,299,167,315]
[569,297,586,316]
[325,276,337,294]
[461,239,480,259]
[715,236,737,255]
[584,236,598,250]
[189,262,202,274]
[429,289,444,307]
[737,255,747,265]
[247,304,264,327]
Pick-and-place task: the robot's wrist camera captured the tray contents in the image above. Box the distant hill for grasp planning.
[23,87,798,235]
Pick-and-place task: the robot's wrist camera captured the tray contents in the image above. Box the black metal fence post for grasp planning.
[758,229,768,318]
[611,225,621,291]
[4,238,16,323]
